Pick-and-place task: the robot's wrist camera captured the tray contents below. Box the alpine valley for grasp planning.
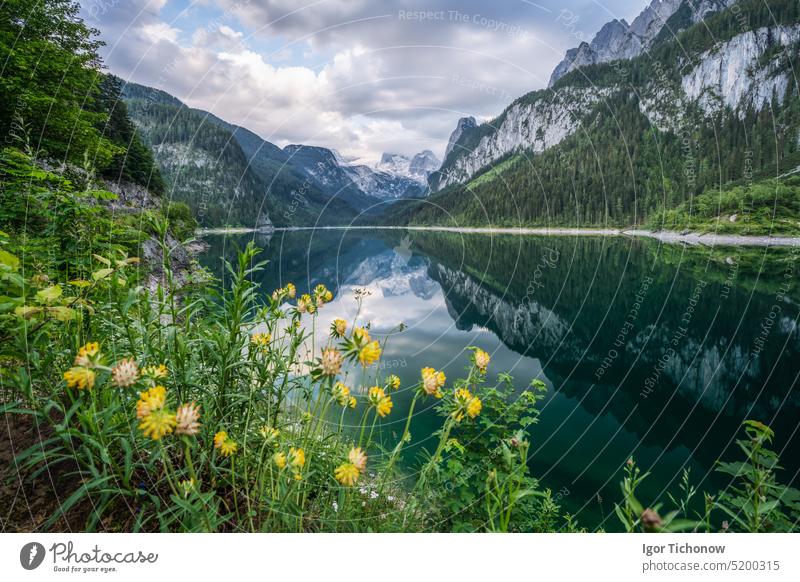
[120,81,437,228]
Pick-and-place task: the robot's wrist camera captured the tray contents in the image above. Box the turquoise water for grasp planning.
[200,228,800,530]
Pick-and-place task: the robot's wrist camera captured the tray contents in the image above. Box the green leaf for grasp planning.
[47,306,77,321]
[36,284,63,304]
[92,268,114,281]
[0,249,20,271]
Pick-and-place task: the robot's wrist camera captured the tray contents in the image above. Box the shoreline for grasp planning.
[198,225,800,247]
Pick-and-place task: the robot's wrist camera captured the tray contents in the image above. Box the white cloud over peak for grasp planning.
[82,0,645,160]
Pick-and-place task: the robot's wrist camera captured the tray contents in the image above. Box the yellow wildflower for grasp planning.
[369,387,393,417]
[376,396,393,417]
[213,430,237,457]
[421,367,446,397]
[297,293,313,314]
[368,386,386,403]
[352,327,370,343]
[273,451,287,469]
[289,447,305,469]
[285,283,296,298]
[385,374,401,391]
[359,341,381,367]
[467,397,482,418]
[332,318,347,337]
[74,342,100,367]
[143,364,168,383]
[136,385,167,419]
[259,426,280,441]
[64,366,95,390]
[348,396,357,409]
[139,409,177,440]
[251,332,271,349]
[334,463,360,486]
[332,382,352,407]
[453,388,481,421]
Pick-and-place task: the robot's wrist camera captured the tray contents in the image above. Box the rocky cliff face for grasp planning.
[443,116,477,161]
[548,0,735,87]
[434,87,608,190]
[433,1,799,193]
[376,150,440,186]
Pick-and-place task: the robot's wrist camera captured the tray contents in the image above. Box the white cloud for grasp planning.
[82,0,649,159]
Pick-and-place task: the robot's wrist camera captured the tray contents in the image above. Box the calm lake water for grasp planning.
[200,229,800,530]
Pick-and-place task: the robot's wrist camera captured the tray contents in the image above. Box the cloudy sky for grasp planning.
[80,0,646,162]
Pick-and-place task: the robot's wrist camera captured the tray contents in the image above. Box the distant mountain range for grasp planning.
[120,81,435,228]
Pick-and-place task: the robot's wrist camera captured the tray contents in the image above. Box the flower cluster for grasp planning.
[271,282,297,302]
[274,447,306,480]
[251,332,271,352]
[337,325,383,369]
[421,367,446,398]
[319,347,343,376]
[385,374,401,391]
[63,342,102,389]
[332,381,356,408]
[142,364,168,386]
[111,358,139,387]
[296,283,334,314]
[335,446,368,486]
[368,386,393,417]
[452,388,482,422]
[331,318,347,338]
[137,386,177,440]
[214,430,238,457]
[472,348,491,375]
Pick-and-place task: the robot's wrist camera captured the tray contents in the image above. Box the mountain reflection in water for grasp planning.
[200,229,800,529]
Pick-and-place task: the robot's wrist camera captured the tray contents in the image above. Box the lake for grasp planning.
[199,228,800,530]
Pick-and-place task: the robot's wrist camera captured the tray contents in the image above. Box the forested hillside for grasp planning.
[0,0,162,194]
[394,0,800,229]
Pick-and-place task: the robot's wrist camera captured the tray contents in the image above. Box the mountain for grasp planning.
[285,145,427,202]
[121,81,272,229]
[548,0,736,87]
[442,116,477,161]
[121,81,369,227]
[402,0,800,227]
[376,150,441,185]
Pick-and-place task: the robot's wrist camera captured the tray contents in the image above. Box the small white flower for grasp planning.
[332,501,339,513]
[370,491,379,499]
[387,495,395,501]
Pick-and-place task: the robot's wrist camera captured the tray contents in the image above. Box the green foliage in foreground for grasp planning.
[646,177,800,235]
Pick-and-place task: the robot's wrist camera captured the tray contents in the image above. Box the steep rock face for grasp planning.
[408,150,440,181]
[443,116,477,160]
[434,87,607,190]
[548,0,734,87]
[376,150,440,187]
[680,25,800,117]
[434,5,798,193]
